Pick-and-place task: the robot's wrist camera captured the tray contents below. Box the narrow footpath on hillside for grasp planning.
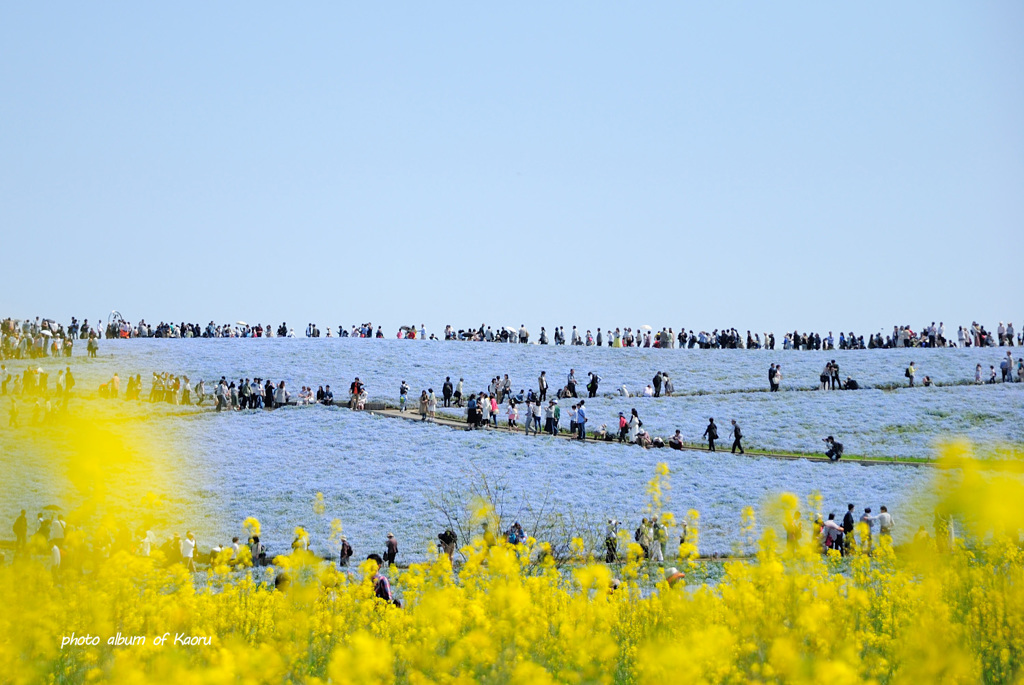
[364,405,931,467]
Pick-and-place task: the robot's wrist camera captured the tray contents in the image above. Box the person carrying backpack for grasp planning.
[339,537,353,567]
[438,529,457,562]
[703,418,718,451]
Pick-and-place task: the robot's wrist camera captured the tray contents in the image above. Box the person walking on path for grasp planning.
[730,419,744,454]
[339,536,353,567]
[703,418,718,451]
[385,533,398,567]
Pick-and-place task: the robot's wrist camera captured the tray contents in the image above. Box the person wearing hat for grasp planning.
[339,536,353,567]
[384,533,398,567]
[665,567,685,587]
[543,401,555,435]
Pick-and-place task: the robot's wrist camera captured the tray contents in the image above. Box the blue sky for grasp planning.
[2,3,1021,336]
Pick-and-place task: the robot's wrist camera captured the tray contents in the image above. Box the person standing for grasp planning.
[339,536,353,567]
[427,388,437,419]
[604,519,618,562]
[399,381,410,412]
[419,390,429,421]
[651,517,666,562]
[181,531,197,573]
[730,419,744,454]
[442,377,453,407]
[385,533,398,567]
[703,418,718,451]
[438,529,457,562]
[877,506,894,541]
[12,509,27,551]
[454,378,464,408]
[859,508,876,554]
[538,372,548,402]
[627,409,641,444]
[906,361,916,387]
[843,504,856,555]
[652,372,662,398]
[576,400,587,440]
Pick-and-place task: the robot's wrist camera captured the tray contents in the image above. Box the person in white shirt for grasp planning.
[51,515,66,542]
[181,531,197,572]
[876,506,894,538]
[51,543,61,579]
[140,531,154,557]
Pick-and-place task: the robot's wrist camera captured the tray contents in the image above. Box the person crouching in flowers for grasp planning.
[665,566,685,587]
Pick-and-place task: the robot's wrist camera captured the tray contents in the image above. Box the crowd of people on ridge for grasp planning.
[5,316,1020,352]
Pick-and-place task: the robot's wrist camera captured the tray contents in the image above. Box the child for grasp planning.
[507,402,518,431]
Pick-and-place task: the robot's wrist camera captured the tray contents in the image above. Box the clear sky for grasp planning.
[2,3,1021,336]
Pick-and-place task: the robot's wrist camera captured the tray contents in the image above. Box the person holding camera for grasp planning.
[824,436,844,461]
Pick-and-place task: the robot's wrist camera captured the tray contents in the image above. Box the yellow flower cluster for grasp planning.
[3,411,1022,683]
